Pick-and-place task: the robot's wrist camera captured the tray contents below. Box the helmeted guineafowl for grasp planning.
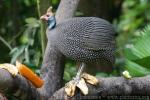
[40,8,115,96]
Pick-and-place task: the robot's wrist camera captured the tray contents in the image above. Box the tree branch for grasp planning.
[0,0,123,99]
[39,42,65,99]
[0,69,41,100]
[50,75,150,100]
[55,0,80,23]
[39,0,80,98]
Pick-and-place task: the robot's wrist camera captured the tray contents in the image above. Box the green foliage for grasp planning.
[116,0,150,77]
[125,59,150,76]
[124,25,150,76]
[116,0,150,54]
[9,17,42,70]
[52,0,60,6]
[63,61,76,82]
[0,0,38,63]
[1,0,150,80]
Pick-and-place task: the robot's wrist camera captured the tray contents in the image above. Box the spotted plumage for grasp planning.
[46,17,115,64]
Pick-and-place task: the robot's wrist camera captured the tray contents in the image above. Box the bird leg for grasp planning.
[73,63,85,84]
[65,63,99,97]
[65,63,88,97]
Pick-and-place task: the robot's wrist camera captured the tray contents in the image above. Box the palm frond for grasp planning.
[124,24,150,76]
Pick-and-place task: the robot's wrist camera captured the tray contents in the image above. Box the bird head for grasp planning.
[40,7,56,30]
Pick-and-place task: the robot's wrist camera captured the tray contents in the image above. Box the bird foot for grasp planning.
[0,63,18,76]
[65,77,88,97]
[65,73,99,97]
[81,73,99,85]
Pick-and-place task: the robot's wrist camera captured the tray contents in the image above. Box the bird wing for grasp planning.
[57,17,115,51]
[82,27,115,50]
[80,19,116,51]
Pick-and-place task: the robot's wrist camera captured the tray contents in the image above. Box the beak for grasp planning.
[40,14,48,21]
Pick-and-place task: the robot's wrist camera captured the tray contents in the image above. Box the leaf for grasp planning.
[52,0,59,5]
[124,45,140,60]
[23,0,31,6]
[64,62,76,81]
[124,25,150,71]
[25,17,40,27]
[9,47,18,55]
[20,34,29,45]
[25,17,37,24]
[10,46,26,64]
[133,56,150,69]
[33,50,41,67]
[125,59,150,77]
[64,71,71,81]
[24,46,30,64]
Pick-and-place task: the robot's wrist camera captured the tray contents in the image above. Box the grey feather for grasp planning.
[47,17,115,63]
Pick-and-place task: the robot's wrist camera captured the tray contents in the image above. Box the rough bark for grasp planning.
[1,68,150,99]
[39,0,80,98]
[39,42,65,99]
[55,0,80,23]
[0,0,138,100]
[50,75,150,100]
[0,69,41,100]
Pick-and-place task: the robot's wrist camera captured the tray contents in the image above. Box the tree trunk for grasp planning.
[0,0,126,100]
[78,0,122,22]
[39,42,65,99]
[50,75,150,100]
[55,0,80,23]
[39,0,80,98]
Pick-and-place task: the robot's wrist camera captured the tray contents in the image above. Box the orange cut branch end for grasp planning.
[16,61,44,88]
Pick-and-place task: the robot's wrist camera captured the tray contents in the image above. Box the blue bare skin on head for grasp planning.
[47,15,56,30]
[40,11,56,30]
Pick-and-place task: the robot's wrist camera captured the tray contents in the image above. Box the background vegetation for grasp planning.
[0,0,150,82]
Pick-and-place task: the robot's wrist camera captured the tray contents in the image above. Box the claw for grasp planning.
[0,63,18,76]
[82,73,99,85]
[65,81,76,97]
[65,78,89,97]
[77,78,88,95]
[64,73,99,97]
